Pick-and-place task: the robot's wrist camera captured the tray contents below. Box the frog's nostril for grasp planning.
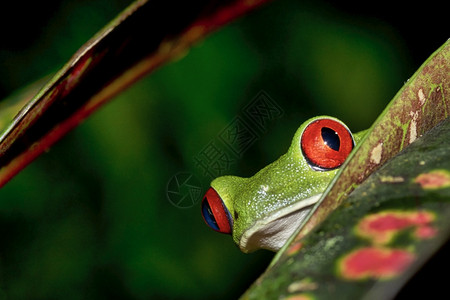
[201,187,233,234]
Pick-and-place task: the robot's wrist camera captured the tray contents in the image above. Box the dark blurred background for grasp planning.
[0,0,447,299]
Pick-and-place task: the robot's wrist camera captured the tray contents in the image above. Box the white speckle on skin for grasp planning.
[370,143,383,164]
[418,88,426,106]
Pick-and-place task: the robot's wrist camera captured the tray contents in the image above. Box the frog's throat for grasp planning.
[238,193,322,253]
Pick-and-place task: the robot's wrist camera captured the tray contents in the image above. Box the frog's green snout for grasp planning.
[201,187,233,234]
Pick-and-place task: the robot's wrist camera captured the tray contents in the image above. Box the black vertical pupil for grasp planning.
[321,127,340,151]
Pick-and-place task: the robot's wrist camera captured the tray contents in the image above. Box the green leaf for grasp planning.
[243,40,450,299]
[244,117,450,299]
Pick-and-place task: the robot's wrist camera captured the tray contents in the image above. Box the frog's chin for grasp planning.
[238,193,322,253]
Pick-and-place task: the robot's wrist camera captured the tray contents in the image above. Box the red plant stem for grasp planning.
[0,0,273,187]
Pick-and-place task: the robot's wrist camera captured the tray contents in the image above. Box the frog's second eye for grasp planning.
[301,118,354,170]
[201,187,233,234]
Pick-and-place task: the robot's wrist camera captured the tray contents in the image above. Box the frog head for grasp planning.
[201,116,365,252]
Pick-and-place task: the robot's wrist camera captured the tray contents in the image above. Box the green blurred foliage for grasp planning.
[0,0,446,299]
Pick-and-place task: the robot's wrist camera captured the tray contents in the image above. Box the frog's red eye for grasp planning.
[301,118,354,171]
[201,187,233,234]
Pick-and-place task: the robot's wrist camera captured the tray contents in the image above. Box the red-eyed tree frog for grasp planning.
[201,116,367,253]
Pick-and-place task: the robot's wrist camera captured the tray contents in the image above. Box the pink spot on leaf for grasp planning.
[415,170,450,189]
[287,242,303,256]
[356,210,436,245]
[339,247,415,280]
[414,225,437,239]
